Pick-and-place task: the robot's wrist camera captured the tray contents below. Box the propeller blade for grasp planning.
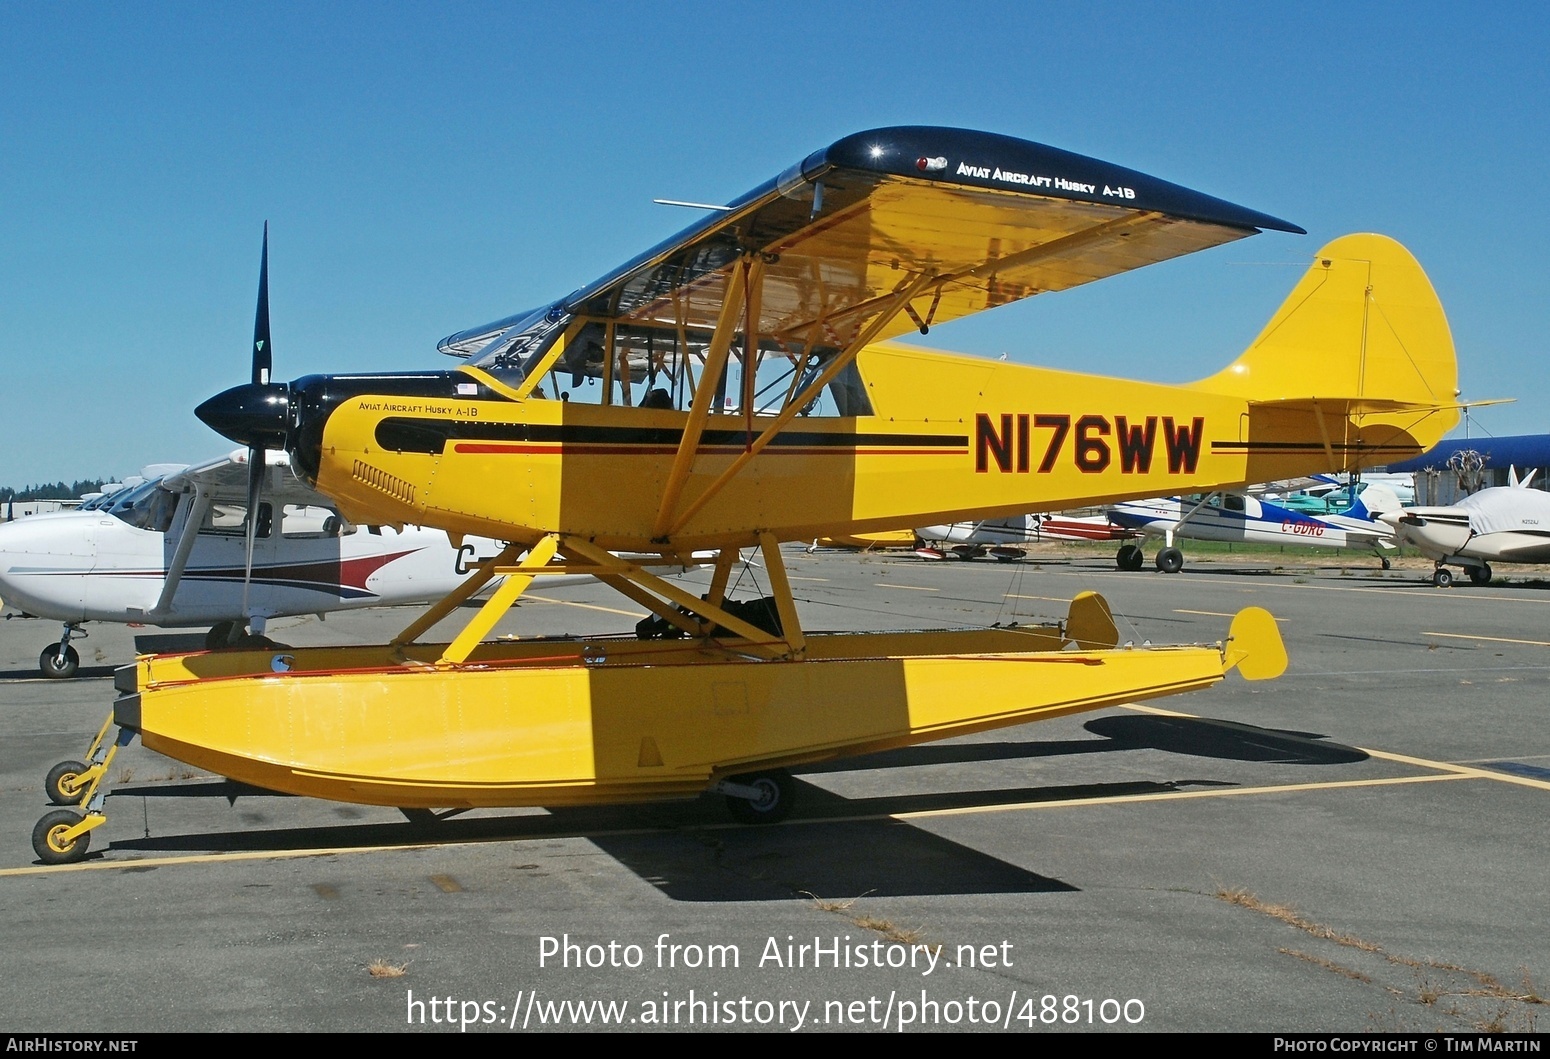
[241,445,264,618]
[252,222,271,386]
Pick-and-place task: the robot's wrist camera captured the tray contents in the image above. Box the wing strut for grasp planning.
[151,487,214,619]
[651,255,762,540]
[662,268,937,539]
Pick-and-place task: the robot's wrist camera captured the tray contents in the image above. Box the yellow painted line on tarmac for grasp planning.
[1422,631,1550,648]
[1006,594,1072,603]
[788,576,829,582]
[0,772,1473,879]
[874,583,939,591]
[892,771,1471,820]
[521,596,645,619]
[1046,567,1550,604]
[1127,702,1550,793]
[0,822,687,878]
[1175,609,1287,621]
[1356,747,1550,792]
[12,694,1543,879]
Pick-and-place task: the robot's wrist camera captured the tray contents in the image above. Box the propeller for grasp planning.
[197,223,291,631]
[242,226,270,617]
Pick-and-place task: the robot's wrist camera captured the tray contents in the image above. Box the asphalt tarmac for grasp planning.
[1,547,1546,1034]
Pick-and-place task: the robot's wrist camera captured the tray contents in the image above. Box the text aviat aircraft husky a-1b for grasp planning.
[33,126,1462,863]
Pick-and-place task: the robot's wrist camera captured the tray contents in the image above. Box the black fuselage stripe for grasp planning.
[375,417,968,456]
[1210,441,1419,452]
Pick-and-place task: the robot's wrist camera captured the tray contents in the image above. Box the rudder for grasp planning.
[1197,233,1460,463]
[1201,234,1457,409]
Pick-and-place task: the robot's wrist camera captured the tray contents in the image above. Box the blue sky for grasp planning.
[2,2,1546,485]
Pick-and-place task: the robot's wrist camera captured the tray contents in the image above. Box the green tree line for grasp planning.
[0,480,111,503]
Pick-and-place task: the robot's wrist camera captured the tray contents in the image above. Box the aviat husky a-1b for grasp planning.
[34,127,1462,863]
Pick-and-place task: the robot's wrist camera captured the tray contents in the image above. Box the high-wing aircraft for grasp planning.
[1378,470,1550,586]
[0,449,510,677]
[33,127,1463,863]
[1108,483,1402,573]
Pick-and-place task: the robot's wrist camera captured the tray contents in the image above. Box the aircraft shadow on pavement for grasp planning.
[88,719,1362,892]
[802,715,1366,771]
[94,777,1120,898]
[0,664,118,681]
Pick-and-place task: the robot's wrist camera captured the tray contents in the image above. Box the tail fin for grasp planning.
[1196,234,1460,474]
[1348,482,1400,520]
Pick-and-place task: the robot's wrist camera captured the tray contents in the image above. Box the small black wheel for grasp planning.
[1116,544,1144,571]
[45,760,90,806]
[1156,547,1184,574]
[1380,557,1392,571]
[39,644,79,679]
[205,621,239,650]
[1468,563,1492,585]
[725,770,795,825]
[32,809,89,865]
[1432,567,1453,588]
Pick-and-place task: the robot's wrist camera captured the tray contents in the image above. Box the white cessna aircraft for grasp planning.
[0,449,508,677]
[1107,483,1402,573]
[1378,469,1550,586]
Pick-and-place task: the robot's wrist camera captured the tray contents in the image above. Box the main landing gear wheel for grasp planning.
[1155,547,1184,574]
[45,760,90,806]
[32,809,90,865]
[724,770,795,825]
[1432,567,1453,588]
[39,644,79,679]
[1381,557,1392,571]
[1468,563,1493,585]
[205,621,240,650]
[1115,544,1144,571]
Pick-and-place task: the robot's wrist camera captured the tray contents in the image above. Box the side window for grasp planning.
[279,505,346,538]
[200,501,272,539]
[538,320,873,417]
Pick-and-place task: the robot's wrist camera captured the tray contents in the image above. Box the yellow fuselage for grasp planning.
[316,343,1442,551]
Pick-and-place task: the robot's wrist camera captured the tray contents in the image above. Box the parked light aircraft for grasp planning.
[1379,470,1550,586]
[0,449,509,678]
[33,127,1463,863]
[1282,472,1416,509]
[914,513,1133,560]
[1108,483,1402,573]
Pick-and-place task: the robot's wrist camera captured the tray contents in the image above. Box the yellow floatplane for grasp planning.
[35,127,1459,862]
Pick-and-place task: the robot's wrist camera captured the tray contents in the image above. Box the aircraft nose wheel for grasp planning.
[1155,547,1184,574]
[722,769,795,824]
[38,644,79,679]
[1432,567,1453,588]
[32,809,92,865]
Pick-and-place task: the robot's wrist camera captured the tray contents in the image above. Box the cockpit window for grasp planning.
[522,318,874,418]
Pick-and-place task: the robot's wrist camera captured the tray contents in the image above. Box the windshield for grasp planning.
[464,306,569,390]
[107,480,179,533]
